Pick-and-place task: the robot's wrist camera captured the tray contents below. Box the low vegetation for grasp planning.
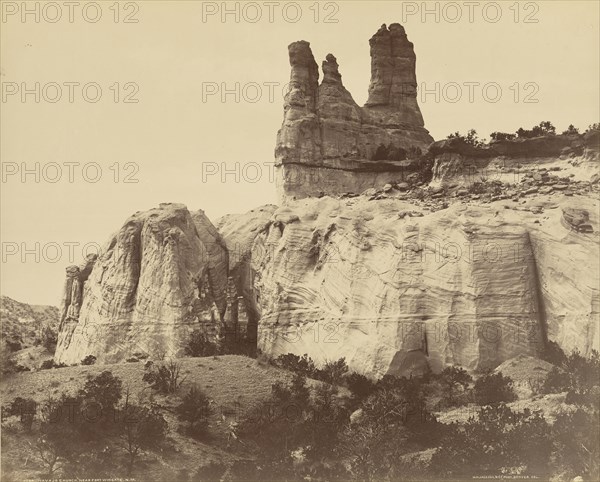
[1,347,598,481]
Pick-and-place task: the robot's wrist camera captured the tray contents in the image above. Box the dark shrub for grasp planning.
[79,371,123,413]
[490,131,516,141]
[40,359,55,370]
[185,329,218,357]
[346,372,376,400]
[176,385,212,439]
[143,359,186,394]
[274,353,316,377]
[119,399,167,475]
[81,355,97,365]
[6,397,37,431]
[430,404,552,478]
[472,372,517,405]
[436,366,472,407]
[315,358,349,384]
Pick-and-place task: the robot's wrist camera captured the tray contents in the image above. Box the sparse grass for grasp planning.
[0,356,294,481]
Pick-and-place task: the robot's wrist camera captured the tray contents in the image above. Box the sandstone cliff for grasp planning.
[54,204,223,364]
[275,23,433,203]
[250,191,599,377]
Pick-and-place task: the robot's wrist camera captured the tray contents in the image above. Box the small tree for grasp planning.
[317,358,349,384]
[274,353,316,377]
[176,384,212,438]
[472,372,517,405]
[143,359,186,394]
[6,397,37,431]
[586,123,600,132]
[447,129,485,147]
[562,124,580,135]
[438,366,472,406]
[118,394,167,475]
[79,370,123,414]
[490,131,516,142]
[41,325,58,352]
[346,372,376,400]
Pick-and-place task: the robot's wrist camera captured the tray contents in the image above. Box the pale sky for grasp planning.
[1,0,599,305]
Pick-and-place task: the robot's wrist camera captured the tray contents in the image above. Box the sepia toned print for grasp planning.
[1,1,599,481]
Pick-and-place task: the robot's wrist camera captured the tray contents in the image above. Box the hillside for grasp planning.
[0,355,296,481]
[0,296,59,352]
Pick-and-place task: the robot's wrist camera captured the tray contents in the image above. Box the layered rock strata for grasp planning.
[250,195,599,377]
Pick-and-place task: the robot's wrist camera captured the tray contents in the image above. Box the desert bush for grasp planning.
[185,329,218,357]
[238,372,348,479]
[541,340,568,365]
[490,131,516,141]
[143,359,186,394]
[176,384,212,439]
[118,394,167,475]
[41,325,58,352]
[562,124,580,135]
[430,404,552,478]
[436,366,472,407]
[586,123,600,132]
[552,408,600,480]
[345,372,377,400]
[79,370,123,414]
[81,355,97,365]
[315,358,349,384]
[38,360,68,370]
[338,375,443,481]
[5,397,37,431]
[40,359,54,370]
[273,353,316,377]
[516,121,556,138]
[472,372,517,405]
[1,341,24,375]
[542,349,600,406]
[447,129,485,147]
[468,180,487,194]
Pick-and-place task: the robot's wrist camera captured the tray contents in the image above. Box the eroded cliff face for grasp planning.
[250,192,599,377]
[275,23,433,203]
[55,204,223,364]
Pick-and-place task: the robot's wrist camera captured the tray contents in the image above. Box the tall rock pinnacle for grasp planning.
[275,23,433,203]
[367,24,418,109]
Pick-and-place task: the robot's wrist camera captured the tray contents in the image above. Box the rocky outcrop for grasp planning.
[562,208,593,232]
[429,133,600,190]
[251,195,599,377]
[275,23,433,203]
[54,204,223,364]
[190,209,229,316]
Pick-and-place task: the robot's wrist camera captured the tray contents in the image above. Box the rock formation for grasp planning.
[250,194,599,377]
[51,24,599,379]
[275,23,433,203]
[54,204,223,364]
